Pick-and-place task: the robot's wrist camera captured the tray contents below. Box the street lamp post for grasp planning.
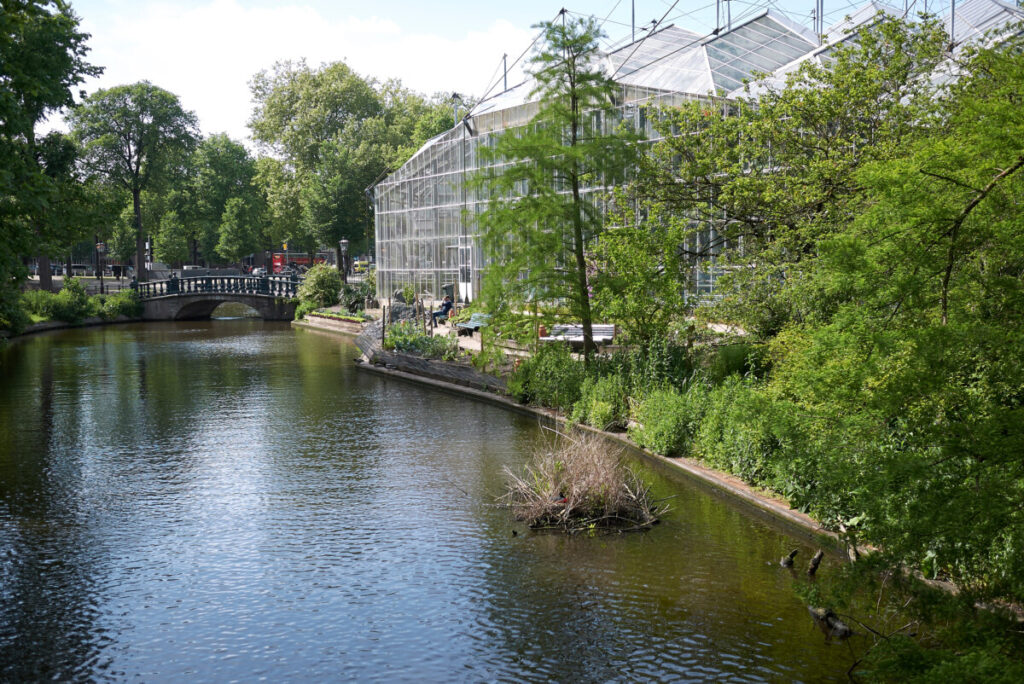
[339,239,349,284]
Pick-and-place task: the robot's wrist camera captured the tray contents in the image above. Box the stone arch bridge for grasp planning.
[135,275,302,321]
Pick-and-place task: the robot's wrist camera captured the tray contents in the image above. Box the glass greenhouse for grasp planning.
[370,0,1022,303]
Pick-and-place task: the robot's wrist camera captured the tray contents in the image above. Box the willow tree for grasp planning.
[475,14,639,363]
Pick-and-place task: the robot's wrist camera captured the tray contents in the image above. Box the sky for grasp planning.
[56,0,948,144]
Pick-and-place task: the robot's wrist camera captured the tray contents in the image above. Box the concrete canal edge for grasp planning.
[2,315,143,343]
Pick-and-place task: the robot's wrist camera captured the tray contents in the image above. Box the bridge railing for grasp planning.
[133,275,303,300]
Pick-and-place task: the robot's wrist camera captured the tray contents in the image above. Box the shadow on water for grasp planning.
[0,321,856,681]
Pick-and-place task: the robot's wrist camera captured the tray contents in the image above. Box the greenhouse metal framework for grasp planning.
[370,0,1023,304]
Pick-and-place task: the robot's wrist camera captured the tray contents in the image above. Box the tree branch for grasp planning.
[940,155,1024,325]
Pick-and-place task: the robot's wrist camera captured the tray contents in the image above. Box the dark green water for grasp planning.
[0,321,855,681]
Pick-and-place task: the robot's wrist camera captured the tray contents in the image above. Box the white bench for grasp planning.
[540,324,616,345]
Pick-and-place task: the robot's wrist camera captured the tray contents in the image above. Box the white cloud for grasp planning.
[68,0,535,143]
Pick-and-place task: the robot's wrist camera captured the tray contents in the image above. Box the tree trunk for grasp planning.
[95,233,104,294]
[38,255,52,292]
[133,188,147,282]
[568,87,595,365]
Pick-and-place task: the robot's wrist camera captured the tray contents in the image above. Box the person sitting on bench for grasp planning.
[432,295,453,325]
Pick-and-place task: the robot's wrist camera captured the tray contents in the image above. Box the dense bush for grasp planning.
[339,279,374,312]
[506,343,586,409]
[570,373,629,430]
[22,278,91,323]
[293,300,319,320]
[297,263,342,308]
[629,384,709,457]
[692,375,779,485]
[93,289,141,319]
[0,290,30,333]
[383,321,459,360]
[700,343,758,384]
[22,284,141,324]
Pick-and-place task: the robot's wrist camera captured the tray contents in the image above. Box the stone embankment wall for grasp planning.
[354,319,505,393]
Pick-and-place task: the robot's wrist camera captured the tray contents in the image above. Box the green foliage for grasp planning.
[296,263,342,308]
[474,15,639,363]
[700,343,758,384]
[69,81,200,280]
[305,310,369,323]
[692,376,783,486]
[795,555,1024,682]
[339,279,374,312]
[293,299,319,320]
[94,289,140,319]
[383,321,459,360]
[154,209,189,265]
[190,133,264,266]
[250,62,448,263]
[632,15,948,337]
[629,385,708,457]
[215,196,259,264]
[592,197,689,343]
[570,374,629,431]
[24,277,91,323]
[507,343,586,409]
[1,1,99,327]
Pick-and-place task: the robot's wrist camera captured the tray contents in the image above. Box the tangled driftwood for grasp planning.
[500,430,669,533]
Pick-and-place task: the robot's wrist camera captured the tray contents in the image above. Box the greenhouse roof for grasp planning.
[470,9,821,119]
[948,0,1024,46]
[609,12,818,96]
[732,0,1024,98]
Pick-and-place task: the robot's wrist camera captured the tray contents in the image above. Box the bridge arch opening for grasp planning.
[212,302,261,319]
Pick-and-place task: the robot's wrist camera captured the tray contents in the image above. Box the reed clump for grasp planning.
[501,431,668,532]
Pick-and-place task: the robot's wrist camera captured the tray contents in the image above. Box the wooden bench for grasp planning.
[456,313,491,336]
[539,323,616,346]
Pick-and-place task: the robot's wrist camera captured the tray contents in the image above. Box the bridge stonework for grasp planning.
[134,276,302,321]
[141,294,298,321]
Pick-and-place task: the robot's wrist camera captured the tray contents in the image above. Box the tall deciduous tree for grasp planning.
[0,0,98,328]
[69,81,199,281]
[191,133,261,265]
[475,14,639,362]
[249,62,455,268]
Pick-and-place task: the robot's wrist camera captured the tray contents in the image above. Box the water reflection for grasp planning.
[0,322,853,680]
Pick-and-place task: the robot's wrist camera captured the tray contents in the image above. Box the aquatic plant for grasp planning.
[501,430,667,532]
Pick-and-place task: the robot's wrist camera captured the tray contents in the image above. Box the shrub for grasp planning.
[297,263,342,308]
[307,310,369,323]
[21,289,56,319]
[692,375,779,485]
[339,279,374,312]
[629,383,709,457]
[383,321,459,360]
[571,373,630,430]
[701,343,757,384]
[97,289,141,319]
[507,343,586,409]
[39,277,91,323]
[294,300,319,320]
[1,287,30,333]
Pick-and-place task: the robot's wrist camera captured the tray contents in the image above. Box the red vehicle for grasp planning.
[271,252,330,274]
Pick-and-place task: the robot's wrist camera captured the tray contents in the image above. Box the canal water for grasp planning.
[0,320,854,681]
